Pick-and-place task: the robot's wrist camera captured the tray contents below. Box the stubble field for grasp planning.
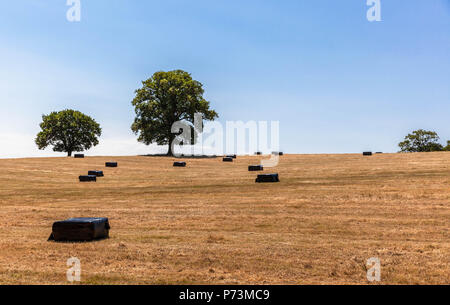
[0,153,448,284]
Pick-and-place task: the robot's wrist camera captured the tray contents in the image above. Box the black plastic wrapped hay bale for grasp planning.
[226,154,237,159]
[105,162,118,167]
[375,152,383,154]
[48,217,110,242]
[363,152,373,156]
[249,165,264,171]
[255,152,262,155]
[74,154,84,158]
[223,157,233,162]
[173,161,186,167]
[88,170,104,177]
[79,175,97,182]
[255,173,279,183]
[272,151,284,156]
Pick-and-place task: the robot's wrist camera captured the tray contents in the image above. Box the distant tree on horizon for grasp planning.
[398,129,444,152]
[131,70,218,156]
[35,109,102,157]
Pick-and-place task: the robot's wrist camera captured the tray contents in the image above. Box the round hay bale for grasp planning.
[88,170,104,177]
[48,217,110,242]
[79,175,97,182]
[248,165,264,171]
[255,173,279,183]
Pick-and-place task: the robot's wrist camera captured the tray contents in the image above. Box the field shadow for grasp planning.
[47,235,110,243]
[140,154,218,159]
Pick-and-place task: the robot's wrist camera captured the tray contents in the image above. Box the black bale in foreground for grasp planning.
[88,170,104,177]
[249,165,264,171]
[363,152,373,156]
[256,173,280,183]
[48,217,110,242]
[105,162,118,167]
[74,154,84,158]
[173,161,186,167]
[223,157,233,162]
[79,175,97,182]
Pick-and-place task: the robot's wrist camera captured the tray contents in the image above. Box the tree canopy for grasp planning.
[398,129,444,152]
[35,109,102,156]
[445,141,450,151]
[131,70,218,155]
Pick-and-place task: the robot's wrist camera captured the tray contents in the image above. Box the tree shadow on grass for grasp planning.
[139,154,218,159]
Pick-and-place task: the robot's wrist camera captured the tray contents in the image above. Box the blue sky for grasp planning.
[0,0,449,157]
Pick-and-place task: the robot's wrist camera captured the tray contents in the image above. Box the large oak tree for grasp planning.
[131,70,218,156]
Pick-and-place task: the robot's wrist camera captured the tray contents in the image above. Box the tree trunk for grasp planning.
[167,141,173,156]
[167,133,175,156]
[67,151,72,157]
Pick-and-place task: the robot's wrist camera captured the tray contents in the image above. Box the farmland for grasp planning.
[0,153,448,284]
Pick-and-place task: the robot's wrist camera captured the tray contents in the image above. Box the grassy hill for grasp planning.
[0,153,448,284]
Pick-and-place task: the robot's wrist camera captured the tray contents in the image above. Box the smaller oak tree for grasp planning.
[398,129,443,152]
[35,109,102,156]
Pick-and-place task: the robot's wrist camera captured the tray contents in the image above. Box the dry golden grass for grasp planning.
[0,153,448,284]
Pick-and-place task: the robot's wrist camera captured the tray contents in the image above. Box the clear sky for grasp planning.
[0,0,449,157]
